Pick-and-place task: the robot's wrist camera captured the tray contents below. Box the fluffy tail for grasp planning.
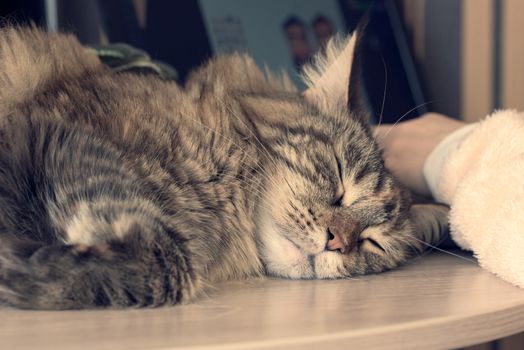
[0,225,199,309]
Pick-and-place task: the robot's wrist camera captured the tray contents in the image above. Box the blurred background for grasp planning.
[1,0,524,124]
[1,0,522,125]
[0,0,523,348]
[1,0,522,124]
[5,0,523,125]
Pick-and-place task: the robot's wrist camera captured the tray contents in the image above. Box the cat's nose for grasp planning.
[326,229,346,252]
[325,216,361,254]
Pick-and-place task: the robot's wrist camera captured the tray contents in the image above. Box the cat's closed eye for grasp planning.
[359,237,386,252]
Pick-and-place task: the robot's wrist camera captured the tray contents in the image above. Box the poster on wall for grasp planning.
[198,0,346,88]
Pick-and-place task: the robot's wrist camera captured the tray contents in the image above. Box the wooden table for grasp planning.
[2,251,524,350]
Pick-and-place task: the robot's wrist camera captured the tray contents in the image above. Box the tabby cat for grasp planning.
[0,24,448,309]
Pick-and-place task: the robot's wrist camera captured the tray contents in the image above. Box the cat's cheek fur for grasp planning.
[256,210,314,279]
[264,235,314,279]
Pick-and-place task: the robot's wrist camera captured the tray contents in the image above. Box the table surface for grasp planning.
[2,250,524,350]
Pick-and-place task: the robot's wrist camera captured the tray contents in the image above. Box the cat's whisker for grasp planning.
[361,100,437,173]
[410,236,477,264]
[376,100,438,142]
[284,177,297,196]
[375,55,388,130]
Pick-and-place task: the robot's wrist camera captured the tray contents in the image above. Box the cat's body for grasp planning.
[0,26,448,309]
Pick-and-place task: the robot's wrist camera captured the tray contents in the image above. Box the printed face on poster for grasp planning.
[198,0,346,88]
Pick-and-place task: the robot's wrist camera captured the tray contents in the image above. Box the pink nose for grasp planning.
[327,231,347,253]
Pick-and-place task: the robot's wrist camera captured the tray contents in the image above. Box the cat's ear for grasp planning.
[409,204,451,250]
[302,17,368,120]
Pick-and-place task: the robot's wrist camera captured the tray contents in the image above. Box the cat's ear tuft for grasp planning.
[302,16,368,119]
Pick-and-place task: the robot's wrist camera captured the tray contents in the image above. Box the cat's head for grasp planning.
[242,23,449,278]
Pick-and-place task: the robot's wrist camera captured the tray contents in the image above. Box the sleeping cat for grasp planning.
[0,24,448,309]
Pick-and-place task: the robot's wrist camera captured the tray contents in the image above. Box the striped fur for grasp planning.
[0,26,449,309]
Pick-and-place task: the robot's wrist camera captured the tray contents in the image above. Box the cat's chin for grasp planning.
[266,237,315,279]
[261,239,350,279]
[256,220,348,279]
[314,251,349,279]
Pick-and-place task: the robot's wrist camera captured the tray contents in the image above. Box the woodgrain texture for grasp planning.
[1,251,524,350]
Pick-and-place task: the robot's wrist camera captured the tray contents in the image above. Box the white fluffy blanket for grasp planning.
[424,110,524,287]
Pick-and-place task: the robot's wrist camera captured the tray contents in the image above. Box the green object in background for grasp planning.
[88,43,179,81]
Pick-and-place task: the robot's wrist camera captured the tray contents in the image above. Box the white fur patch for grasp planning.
[64,202,141,245]
[111,214,136,239]
[256,210,314,279]
[64,202,98,245]
[314,251,346,279]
